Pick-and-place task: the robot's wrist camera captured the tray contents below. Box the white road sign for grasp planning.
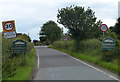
[4,31,16,39]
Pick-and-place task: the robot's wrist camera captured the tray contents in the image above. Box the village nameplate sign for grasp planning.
[13,39,27,53]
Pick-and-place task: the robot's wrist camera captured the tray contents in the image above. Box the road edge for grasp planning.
[50,48,120,81]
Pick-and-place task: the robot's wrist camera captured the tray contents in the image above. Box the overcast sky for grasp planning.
[0,0,119,40]
[118,1,120,17]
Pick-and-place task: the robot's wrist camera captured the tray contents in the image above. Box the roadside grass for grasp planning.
[50,46,119,74]
[5,48,36,80]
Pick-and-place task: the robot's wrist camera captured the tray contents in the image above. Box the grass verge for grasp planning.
[49,46,119,75]
[5,48,36,80]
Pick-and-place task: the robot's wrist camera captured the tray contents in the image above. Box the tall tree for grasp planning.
[57,6,102,51]
[90,20,103,38]
[40,20,63,44]
[110,17,120,38]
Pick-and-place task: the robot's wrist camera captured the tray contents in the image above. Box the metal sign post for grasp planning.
[103,32,104,37]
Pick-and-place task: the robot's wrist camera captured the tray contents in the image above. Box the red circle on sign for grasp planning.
[100,24,108,32]
[4,22,14,32]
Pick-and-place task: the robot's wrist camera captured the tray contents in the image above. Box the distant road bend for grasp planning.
[33,46,119,81]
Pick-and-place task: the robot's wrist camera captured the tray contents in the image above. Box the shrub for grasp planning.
[2,58,17,79]
[53,39,101,55]
[53,39,119,63]
[2,34,34,79]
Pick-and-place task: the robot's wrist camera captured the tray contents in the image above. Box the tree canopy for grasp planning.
[57,6,102,50]
[57,6,102,40]
[110,17,120,39]
[40,20,63,44]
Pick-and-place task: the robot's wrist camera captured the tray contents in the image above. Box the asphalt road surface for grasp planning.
[33,46,119,81]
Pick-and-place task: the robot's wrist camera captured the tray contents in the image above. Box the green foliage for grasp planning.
[51,6,120,74]
[50,46,119,74]
[90,20,103,38]
[34,41,41,46]
[2,37,13,58]
[53,39,101,54]
[101,47,120,62]
[53,40,74,51]
[15,34,31,42]
[57,5,102,51]
[80,39,101,51]
[2,38,17,79]
[40,20,63,44]
[110,17,120,38]
[2,34,35,80]
[39,36,46,43]
[5,48,36,80]
[53,39,119,62]
[97,30,120,62]
[33,40,41,46]
[2,58,17,79]
[99,30,118,41]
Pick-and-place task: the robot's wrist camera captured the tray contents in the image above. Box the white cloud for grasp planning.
[28,28,39,40]
[0,0,119,40]
[102,19,116,27]
[119,1,120,17]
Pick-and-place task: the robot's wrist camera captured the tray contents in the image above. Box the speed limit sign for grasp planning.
[4,23,13,31]
[2,20,16,38]
[2,20,16,32]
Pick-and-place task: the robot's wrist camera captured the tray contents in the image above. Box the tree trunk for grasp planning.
[74,40,80,52]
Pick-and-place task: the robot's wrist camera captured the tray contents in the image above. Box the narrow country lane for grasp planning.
[33,46,119,81]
